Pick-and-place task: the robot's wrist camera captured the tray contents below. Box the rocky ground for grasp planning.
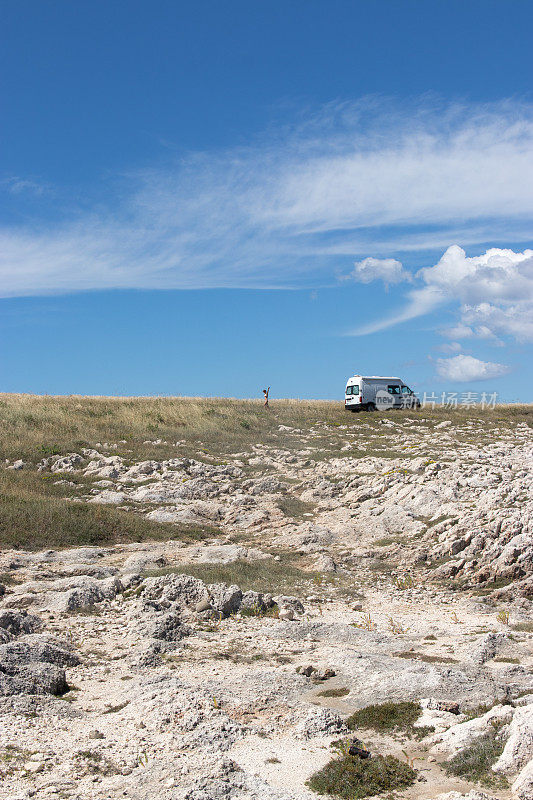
[1,406,533,800]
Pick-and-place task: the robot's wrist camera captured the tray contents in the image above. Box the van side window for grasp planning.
[387,385,401,395]
[401,386,412,395]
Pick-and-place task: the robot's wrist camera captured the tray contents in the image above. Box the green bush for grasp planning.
[306,753,416,799]
[346,701,423,736]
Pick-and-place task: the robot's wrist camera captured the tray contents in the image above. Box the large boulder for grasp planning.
[207,584,243,616]
[493,704,533,777]
[512,759,533,800]
[240,591,273,613]
[0,634,80,668]
[47,576,123,612]
[0,610,43,642]
[147,611,190,643]
[0,661,68,696]
[0,634,79,696]
[272,595,304,616]
[470,633,510,664]
[295,707,347,739]
[141,573,209,611]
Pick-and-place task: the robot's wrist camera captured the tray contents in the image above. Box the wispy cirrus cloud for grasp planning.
[1,176,48,196]
[1,97,533,297]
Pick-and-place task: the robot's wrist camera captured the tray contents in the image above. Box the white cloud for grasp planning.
[436,354,511,382]
[439,341,463,354]
[353,245,533,344]
[343,257,411,286]
[353,285,444,335]
[442,323,474,339]
[1,98,533,296]
[419,245,533,306]
[460,302,533,343]
[1,176,47,196]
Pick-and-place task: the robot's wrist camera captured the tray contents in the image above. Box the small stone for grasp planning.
[88,730,105,739]
[195,598,212,613]
[278,608,295,621]
[24,761,45,773]
[315,668,336,681]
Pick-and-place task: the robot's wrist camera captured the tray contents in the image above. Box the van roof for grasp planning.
[347,375,402,381]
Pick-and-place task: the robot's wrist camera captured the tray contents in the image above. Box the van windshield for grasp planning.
[346,385,359,395]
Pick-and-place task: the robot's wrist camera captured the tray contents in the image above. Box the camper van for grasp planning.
[345,375,420,412]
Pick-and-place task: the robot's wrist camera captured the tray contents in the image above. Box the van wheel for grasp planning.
[367,403,376,412]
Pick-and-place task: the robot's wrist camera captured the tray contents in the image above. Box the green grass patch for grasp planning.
[395,651,458,664]
[442,732,508,788]
[276,495,315,520]
[306,751,416,799]
[512,621,533,632]
[239,603,279,618]
[373,535,404,547]
[145,558,306,594]
[0,571,23,585]
[0,470,217,550]
[346,701,432,739]
[317,687,350,698]
[1,394,530,465]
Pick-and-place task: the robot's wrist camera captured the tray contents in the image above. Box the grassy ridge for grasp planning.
[0,394,345,462]
[1,394,531,464]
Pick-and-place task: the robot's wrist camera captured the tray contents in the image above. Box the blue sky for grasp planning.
[1,0,532,400]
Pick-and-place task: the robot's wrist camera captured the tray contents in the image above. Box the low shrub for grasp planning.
[345,701,432,739]
[442,732,508,788]
[317,687,350,698]
[306,752,416,799]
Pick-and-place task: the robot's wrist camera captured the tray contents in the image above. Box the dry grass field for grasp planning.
[2,393,532,462]
[1,393,531,551]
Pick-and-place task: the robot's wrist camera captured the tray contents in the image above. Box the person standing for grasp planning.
[263,387,270,408]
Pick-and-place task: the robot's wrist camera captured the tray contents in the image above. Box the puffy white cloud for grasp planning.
[343,257,411,286]
[354,245,533,345]
[460,302,533,343]
[436,354,511,382]
[1,98,533,296]
[419,245,533,305]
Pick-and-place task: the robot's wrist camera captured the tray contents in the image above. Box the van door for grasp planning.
[387,384,402,407]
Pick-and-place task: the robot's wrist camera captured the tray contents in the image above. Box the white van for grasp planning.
[345,374,420,412]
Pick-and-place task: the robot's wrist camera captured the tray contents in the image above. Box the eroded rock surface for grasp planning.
[1,411,532,799]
